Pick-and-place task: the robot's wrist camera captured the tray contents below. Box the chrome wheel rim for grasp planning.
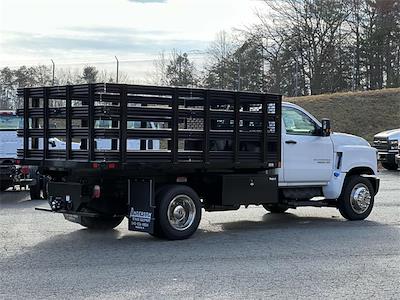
[167,195,196,231]
[350,183,371,214]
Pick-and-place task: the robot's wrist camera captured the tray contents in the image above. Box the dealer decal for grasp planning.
[129,208,153,231]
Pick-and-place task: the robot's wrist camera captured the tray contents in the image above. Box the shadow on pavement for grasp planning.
[0,189,31,206]
[2,211,398,268]
[216,212,376,231]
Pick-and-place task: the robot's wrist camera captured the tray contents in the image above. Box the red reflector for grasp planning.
[92,162,100,169]
[107,163,117,169]
[15,159,21,165]
[92,185,101,199]
[21,166,30,175]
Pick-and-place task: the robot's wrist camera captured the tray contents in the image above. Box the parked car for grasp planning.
[373,129,400,170]
[0,110,80,194]
[0,110,26,191]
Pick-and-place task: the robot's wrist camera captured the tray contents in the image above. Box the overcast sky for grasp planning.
[0,0,267,81]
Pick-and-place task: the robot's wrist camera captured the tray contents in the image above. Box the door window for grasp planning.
[0,115,22,129]
[283,107,318,136]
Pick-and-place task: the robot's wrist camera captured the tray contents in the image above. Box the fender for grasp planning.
[323,145,377,199]
[336,145,377,174]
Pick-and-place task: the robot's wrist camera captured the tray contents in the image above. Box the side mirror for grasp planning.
[49,139,56,148]
[321,118,331,137]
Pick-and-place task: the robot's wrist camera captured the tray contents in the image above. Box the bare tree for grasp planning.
[202,31,238,89]
[151,51,169,86]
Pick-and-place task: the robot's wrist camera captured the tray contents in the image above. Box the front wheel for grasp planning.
[338,175,375,220]
[153,185,202,240]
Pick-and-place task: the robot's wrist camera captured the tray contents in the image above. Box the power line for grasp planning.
[0,51,208,68]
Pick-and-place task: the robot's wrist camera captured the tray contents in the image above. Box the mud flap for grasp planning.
[128,179,155,234]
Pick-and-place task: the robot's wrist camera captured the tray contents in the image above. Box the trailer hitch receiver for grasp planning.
[49,195,72,211]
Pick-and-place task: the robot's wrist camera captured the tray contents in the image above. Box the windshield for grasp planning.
[0,115,23,130]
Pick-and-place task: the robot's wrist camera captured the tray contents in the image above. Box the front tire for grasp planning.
[381,162,398,171]
[154,185,202,240]
[338,175,374,220]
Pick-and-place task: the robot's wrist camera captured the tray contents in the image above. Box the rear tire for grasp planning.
[338,175,374,220]
[154,185,202,240]
[263,204,289,213]
[80,215,124,230]
[29,183,41,199]
[29,169,48,200]
[381,162,398,171]
[29,182,48,200]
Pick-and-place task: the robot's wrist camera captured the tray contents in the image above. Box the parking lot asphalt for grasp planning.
[0,170,399,300]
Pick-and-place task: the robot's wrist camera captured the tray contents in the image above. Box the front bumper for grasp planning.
[395,154,400,166]
[377,151,396,164]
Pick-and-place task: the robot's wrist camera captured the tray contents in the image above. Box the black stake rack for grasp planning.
[17,83,281,172]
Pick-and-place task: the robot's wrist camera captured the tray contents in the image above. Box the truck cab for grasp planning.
[373,129,400,170]
[271,102,379,219]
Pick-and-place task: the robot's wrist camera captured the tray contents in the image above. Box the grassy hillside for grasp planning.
[286,88,400,142]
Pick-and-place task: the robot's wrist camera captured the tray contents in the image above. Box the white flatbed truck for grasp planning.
[17,83,379,239]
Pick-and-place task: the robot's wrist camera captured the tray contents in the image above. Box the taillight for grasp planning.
[21,166,30,175]
[91,162,118,169]
[107,162,117,169]
[92,185,101,199]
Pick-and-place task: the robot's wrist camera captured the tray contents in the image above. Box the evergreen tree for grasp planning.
[165,50,196,87]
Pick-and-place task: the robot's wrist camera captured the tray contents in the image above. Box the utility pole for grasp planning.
[295,50,299,97]
[236,41,249,91]
[51,59,55,86]
[115,56,119,83]
[237,55,241,91]
[261,37,266,92]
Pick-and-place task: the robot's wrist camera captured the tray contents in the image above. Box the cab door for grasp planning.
[281,105,333,184]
